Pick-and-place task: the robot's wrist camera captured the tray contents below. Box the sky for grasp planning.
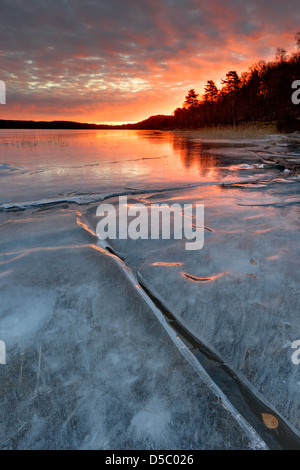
[0,0,300,124]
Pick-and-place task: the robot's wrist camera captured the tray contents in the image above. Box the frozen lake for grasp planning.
[0,129,299,449]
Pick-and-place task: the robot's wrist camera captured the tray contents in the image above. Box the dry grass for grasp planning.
[178,123,279,140]
[0,134,68,147]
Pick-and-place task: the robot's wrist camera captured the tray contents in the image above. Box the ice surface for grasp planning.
[90,179,300,436]
[0,208,262,449]
[0,129,299,449]
[0,129,283,206]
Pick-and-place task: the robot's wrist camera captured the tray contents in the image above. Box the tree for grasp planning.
[221,71,241,125]
[275,47,288,62]
[183,89,199,109]
[174,107,187,127]
[203,80,218,102]
[183,89,199,128]
[221,71,241,95]
[202,81,218,125]
[244,68,262,123]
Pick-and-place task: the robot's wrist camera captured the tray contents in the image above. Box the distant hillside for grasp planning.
[0,119,117,130]
[0,115,175,130]
[122,114,175,129]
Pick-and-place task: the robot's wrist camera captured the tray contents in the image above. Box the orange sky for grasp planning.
[1,0,299,124]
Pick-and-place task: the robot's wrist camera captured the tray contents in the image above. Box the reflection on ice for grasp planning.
[181,271,228,283]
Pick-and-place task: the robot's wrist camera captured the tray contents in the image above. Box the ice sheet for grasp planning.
[88,177,300,436]
[0,208,263,449]
[0,129,299,449]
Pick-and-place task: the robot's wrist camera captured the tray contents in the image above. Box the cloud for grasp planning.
[0,0,299,122]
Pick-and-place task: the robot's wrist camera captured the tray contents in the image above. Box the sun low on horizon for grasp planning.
[1,0,300,124]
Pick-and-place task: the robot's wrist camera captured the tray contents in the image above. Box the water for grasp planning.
[0,129,299,449]
[0,129,276,206]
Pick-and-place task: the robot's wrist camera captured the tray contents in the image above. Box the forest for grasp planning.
[172,35,300,132]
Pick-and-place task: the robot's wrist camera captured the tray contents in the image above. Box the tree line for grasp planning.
[173,34,300,131]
